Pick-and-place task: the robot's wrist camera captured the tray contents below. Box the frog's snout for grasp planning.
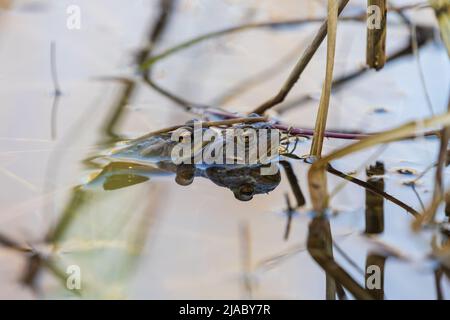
[233,183,255,202]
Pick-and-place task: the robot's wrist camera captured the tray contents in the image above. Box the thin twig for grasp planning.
[310,0,339,157]
[50,41,62,140]
[327,165,419,217]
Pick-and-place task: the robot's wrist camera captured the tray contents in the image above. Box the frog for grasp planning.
[94,121,281,201]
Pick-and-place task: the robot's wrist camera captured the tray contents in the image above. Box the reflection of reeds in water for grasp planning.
[239,222,253,299]
[365,162,385,235]
[307,217,373,300]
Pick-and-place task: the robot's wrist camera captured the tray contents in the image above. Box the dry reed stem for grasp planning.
[310,0,339,158]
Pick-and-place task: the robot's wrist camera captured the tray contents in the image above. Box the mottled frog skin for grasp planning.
[96,122,281,201]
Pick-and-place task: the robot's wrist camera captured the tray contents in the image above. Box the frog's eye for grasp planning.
[234,184,255,201]
[175,165,195,186]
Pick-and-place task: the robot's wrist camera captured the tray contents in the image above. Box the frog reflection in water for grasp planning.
[90,122,281,201]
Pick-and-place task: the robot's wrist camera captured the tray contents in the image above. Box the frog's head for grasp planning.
[204,165,281,201]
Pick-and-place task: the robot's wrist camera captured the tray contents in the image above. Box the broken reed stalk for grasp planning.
[366,0,387,70]
[310,0,339,158]
[412,98,450,230]
[251,0,350,115]
[308,217,336,299]
[365,162,385,234]
[308,111,450,215]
